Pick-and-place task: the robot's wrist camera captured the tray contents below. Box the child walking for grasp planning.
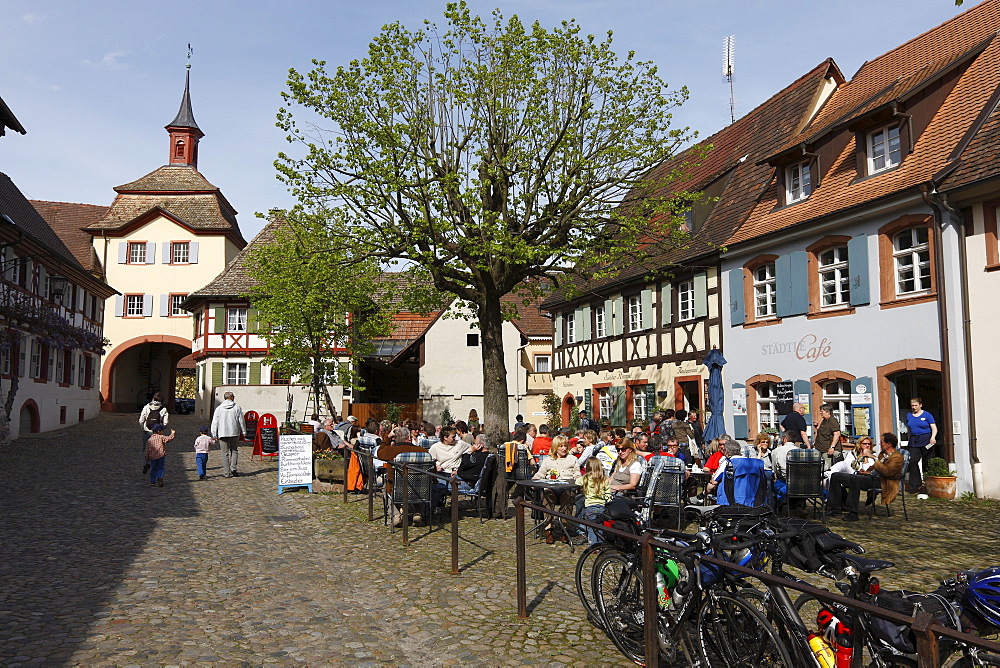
[194,426,216,480]
[145,423,175,487]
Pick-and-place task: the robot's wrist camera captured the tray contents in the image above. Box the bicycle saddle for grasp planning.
[815,533,864,554]
[834,552,894,573]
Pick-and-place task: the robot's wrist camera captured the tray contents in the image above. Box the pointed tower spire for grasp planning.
[165,58,204,168]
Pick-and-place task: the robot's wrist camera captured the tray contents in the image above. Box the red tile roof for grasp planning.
[29,200,108,273]
[729,0,1000,245]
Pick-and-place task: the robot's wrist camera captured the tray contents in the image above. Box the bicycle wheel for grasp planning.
[592,550,646,664]
[575,542,621,629]
[697,591,793,667]
[794,594,917,668]
[952,650,1000,667]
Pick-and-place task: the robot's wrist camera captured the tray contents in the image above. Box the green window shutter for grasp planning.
[693,272,708,319]
[213,307,225,334]
[847,235,870,306]
[611,386,627,426]
[249,361,261,385]
[575,306,587,341]
[661,284,672,326]
[554,314,563,347]
[247,308,259,334]
[603,299,613,335]
[612,297,624,336]
[728,268,745,326]
[211,362,223,387]
[640,289,653,330]
[581,305,592,340]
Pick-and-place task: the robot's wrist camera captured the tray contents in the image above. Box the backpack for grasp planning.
[870,590,961,653]
[778,518,862,573]
[143,408,163,431]
[598,497,643,550]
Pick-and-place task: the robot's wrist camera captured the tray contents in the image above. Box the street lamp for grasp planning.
[49,275,67,303]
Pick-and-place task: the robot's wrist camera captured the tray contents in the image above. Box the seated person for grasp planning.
[531,436,580,543]
[454,434,490,494]
[751,432,774,471]
[531,424,554,463]
[703,438,725,473]
[828,433,904,522]
[705,440,742,499]
[428,427,470,475]
[378,426,436,527]
[503,429,532,474]
[608,440,644,495]
[662,437,688,465]
[824,438,867,483]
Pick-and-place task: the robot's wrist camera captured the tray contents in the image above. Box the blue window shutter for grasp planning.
[661,284,672,326]
[159,294,170,317]
[189,242,199,263]
[732,382,748,439]
[581,305,592,340]
[848,235,870,306]
[115,295,124,317]
[613,297,624,336]
[162,244,171,264]
[789,251,809,315]
[117,243,127,264]
[792,379,813,426]
[146,242,156,264]
[554,314,563,347]
[693,272,708,319]
[775,255,792,317]
[728,268,745,326]
[640,289,653,330]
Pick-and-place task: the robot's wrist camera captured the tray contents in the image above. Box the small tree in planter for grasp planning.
[924,457,957,499]
[542,392,563,430]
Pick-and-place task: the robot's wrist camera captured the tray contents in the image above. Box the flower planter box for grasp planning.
[313,458,345,482]
[925,476,956,500]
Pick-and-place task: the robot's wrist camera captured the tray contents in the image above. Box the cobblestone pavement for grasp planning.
[1,413,998,666]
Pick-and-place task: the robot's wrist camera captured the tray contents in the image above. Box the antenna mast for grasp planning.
[722,35,735,124]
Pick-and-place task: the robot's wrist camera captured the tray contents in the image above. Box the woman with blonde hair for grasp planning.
[532,435,579,543]
[467,408,480,431]
[609,438,644,494]
[576,457,611,545]
[752,432,774,470]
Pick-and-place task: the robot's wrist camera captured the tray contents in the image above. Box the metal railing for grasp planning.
[513,499,1000,668]
[337,443,462,575]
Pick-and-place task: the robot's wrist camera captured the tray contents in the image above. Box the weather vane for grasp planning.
[186,43,193,70]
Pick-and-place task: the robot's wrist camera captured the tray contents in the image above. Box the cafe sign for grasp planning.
[760,333,833,363]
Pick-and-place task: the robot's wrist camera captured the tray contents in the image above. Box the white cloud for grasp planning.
[82,51,128,71]
[21,13,44,24]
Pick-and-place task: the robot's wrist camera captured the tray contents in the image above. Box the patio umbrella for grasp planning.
[702,347,727,442]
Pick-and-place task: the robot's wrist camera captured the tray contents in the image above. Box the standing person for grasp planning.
[781,402,810,445]
[648,411,665,437]
[576,457,611,545]
[211,391,247,478]
[139,392,169,471]
[904,397,937,493]
[578,409,600,433]
[812,403,842,468]
[145,423,175,487]
[467,408,480,433]
[193,426,216,480]
[512,414,527,432]
[671,409,696,460]
[688,410,705,456]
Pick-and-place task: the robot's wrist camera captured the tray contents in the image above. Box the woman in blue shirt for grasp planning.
[905,397,937,492]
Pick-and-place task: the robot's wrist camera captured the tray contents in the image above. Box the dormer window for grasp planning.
[867,124,901,174]
[785,161,812,203]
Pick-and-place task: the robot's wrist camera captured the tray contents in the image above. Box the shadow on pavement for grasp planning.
[0,414,200,664]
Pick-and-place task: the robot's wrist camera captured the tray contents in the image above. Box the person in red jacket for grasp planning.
[531,423,554,462]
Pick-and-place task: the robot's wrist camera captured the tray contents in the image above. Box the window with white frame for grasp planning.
[172,242,190,264]
[125,294,144,317]
[867,124,901,174]
[534,355,550,373]
[595,305,606,338]
[823,380,853,433]
[819,246,850,308]
[29,339,41,379]
[598,387,612,421]
[786,161,812,203]
[756,382,779,433]
[677,280,695,321]
[171,294,188,316]
[566,311,576,344]
[633,385,648,422]
[753,263,777,319]
[128,242,146,264]
[226,362,248,385]
[893,227,931,296]
[227,307,248,332]
[627,295,642,332]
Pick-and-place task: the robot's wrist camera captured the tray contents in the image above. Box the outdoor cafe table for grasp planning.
[514,479,581,551]
[687,466,713,501]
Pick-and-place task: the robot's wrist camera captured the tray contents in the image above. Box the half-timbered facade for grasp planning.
[540,60,840,428]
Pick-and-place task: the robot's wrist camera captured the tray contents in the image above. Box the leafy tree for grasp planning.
[542,392,563,430]
[275,2,697,509]
[245,217,393,417]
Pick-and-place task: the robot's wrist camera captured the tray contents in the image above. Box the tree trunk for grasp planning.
[0,374,19,446]
[479,293,512,518]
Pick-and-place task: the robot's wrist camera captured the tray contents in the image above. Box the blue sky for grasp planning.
[0,0,974,241]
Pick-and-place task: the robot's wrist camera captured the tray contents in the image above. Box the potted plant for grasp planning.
[313,450,345,482]
[923,457,956,499]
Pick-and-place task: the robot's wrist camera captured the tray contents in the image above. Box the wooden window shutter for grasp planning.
[213,307,225,334]
[847,235,871,306]
[728,269,745,326]
[661,284,672,326]
[249,362,261,385]
[640,289,653,330]
[212,362,223,387]
[693,272,708,319]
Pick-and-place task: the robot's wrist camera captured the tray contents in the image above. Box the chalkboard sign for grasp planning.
[243,410,259,442]
[260,426,279,454]
[277,434,313,494]
[775,380,795,416]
